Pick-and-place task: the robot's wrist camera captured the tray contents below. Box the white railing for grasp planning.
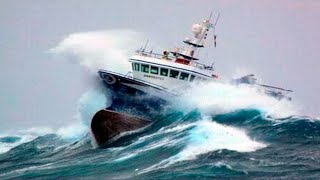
[135,49,174,59]
[135,49,214,71]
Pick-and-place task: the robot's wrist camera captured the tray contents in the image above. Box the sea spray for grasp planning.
[0,83,110,153]
[50,30,143,74]
[178,81,298,118]
[47,30,144,141]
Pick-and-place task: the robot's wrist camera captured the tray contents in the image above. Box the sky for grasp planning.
[0,0,319,132]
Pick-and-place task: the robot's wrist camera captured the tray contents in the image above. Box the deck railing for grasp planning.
[135,49,214,71]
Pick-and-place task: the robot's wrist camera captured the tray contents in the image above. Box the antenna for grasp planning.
[142,39,149,52]
[213,12,220,28]
[213,12,220,47]
[208,11,213,21]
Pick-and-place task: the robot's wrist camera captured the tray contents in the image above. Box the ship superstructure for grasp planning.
[99,16,220,98]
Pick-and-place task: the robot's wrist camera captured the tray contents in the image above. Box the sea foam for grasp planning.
[139,117,266,174]
[179,81,298,118]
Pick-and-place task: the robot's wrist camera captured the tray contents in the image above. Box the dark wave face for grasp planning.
[0,82,319,179]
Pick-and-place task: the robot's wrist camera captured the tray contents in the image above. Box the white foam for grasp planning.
[179,81,297,118]
[140,119,266,174]
[0,136,32,154]
[50,29,143,74]
[56,122,87,141]
[57,84,110,140]
[113,137,174,162]
[0,127,55,154]
[178,120,266,161]
[75,86,110,125]
[0,85,111,154]
[113,123,193,162]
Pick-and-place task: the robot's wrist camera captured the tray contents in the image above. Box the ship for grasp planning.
[98,14,220,101]
[91,15,293,147]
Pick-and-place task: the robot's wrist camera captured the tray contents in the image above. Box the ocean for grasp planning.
[0,81,319,179]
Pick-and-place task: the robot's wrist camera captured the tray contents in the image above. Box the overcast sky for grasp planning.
[1,0,319,132]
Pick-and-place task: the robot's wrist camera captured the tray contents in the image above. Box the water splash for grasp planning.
[50,29,143,73]
[179,120,266,160]
[0,84,110,154]
[178,81,298,118]
[139,117,266,174]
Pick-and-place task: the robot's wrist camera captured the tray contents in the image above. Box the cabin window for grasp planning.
[169,69,179,79]
[196,76,205,81]
[150,66,159,74]
[132,63,134,71]
[179,72,189,81]
[190,75,196,82]
[141,64,149,73]
[160,68,168,76]
[196,77,202,81]
[134,63,140,71]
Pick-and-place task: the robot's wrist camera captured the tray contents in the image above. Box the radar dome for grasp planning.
[192,24,203,37]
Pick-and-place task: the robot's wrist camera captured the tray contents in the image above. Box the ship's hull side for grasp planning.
[98,70,177,101]
[98,70,171,119]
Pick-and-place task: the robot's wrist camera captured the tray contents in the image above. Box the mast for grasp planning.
[179,16,215,60]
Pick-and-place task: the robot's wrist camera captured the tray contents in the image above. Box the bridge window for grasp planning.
[150,66,159,74]
[134,63,140,71]
[160,68,168,76]
[141,64,149,73]
[179,72,189,81]
[190,75,195,82]
[169,69,179,79]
